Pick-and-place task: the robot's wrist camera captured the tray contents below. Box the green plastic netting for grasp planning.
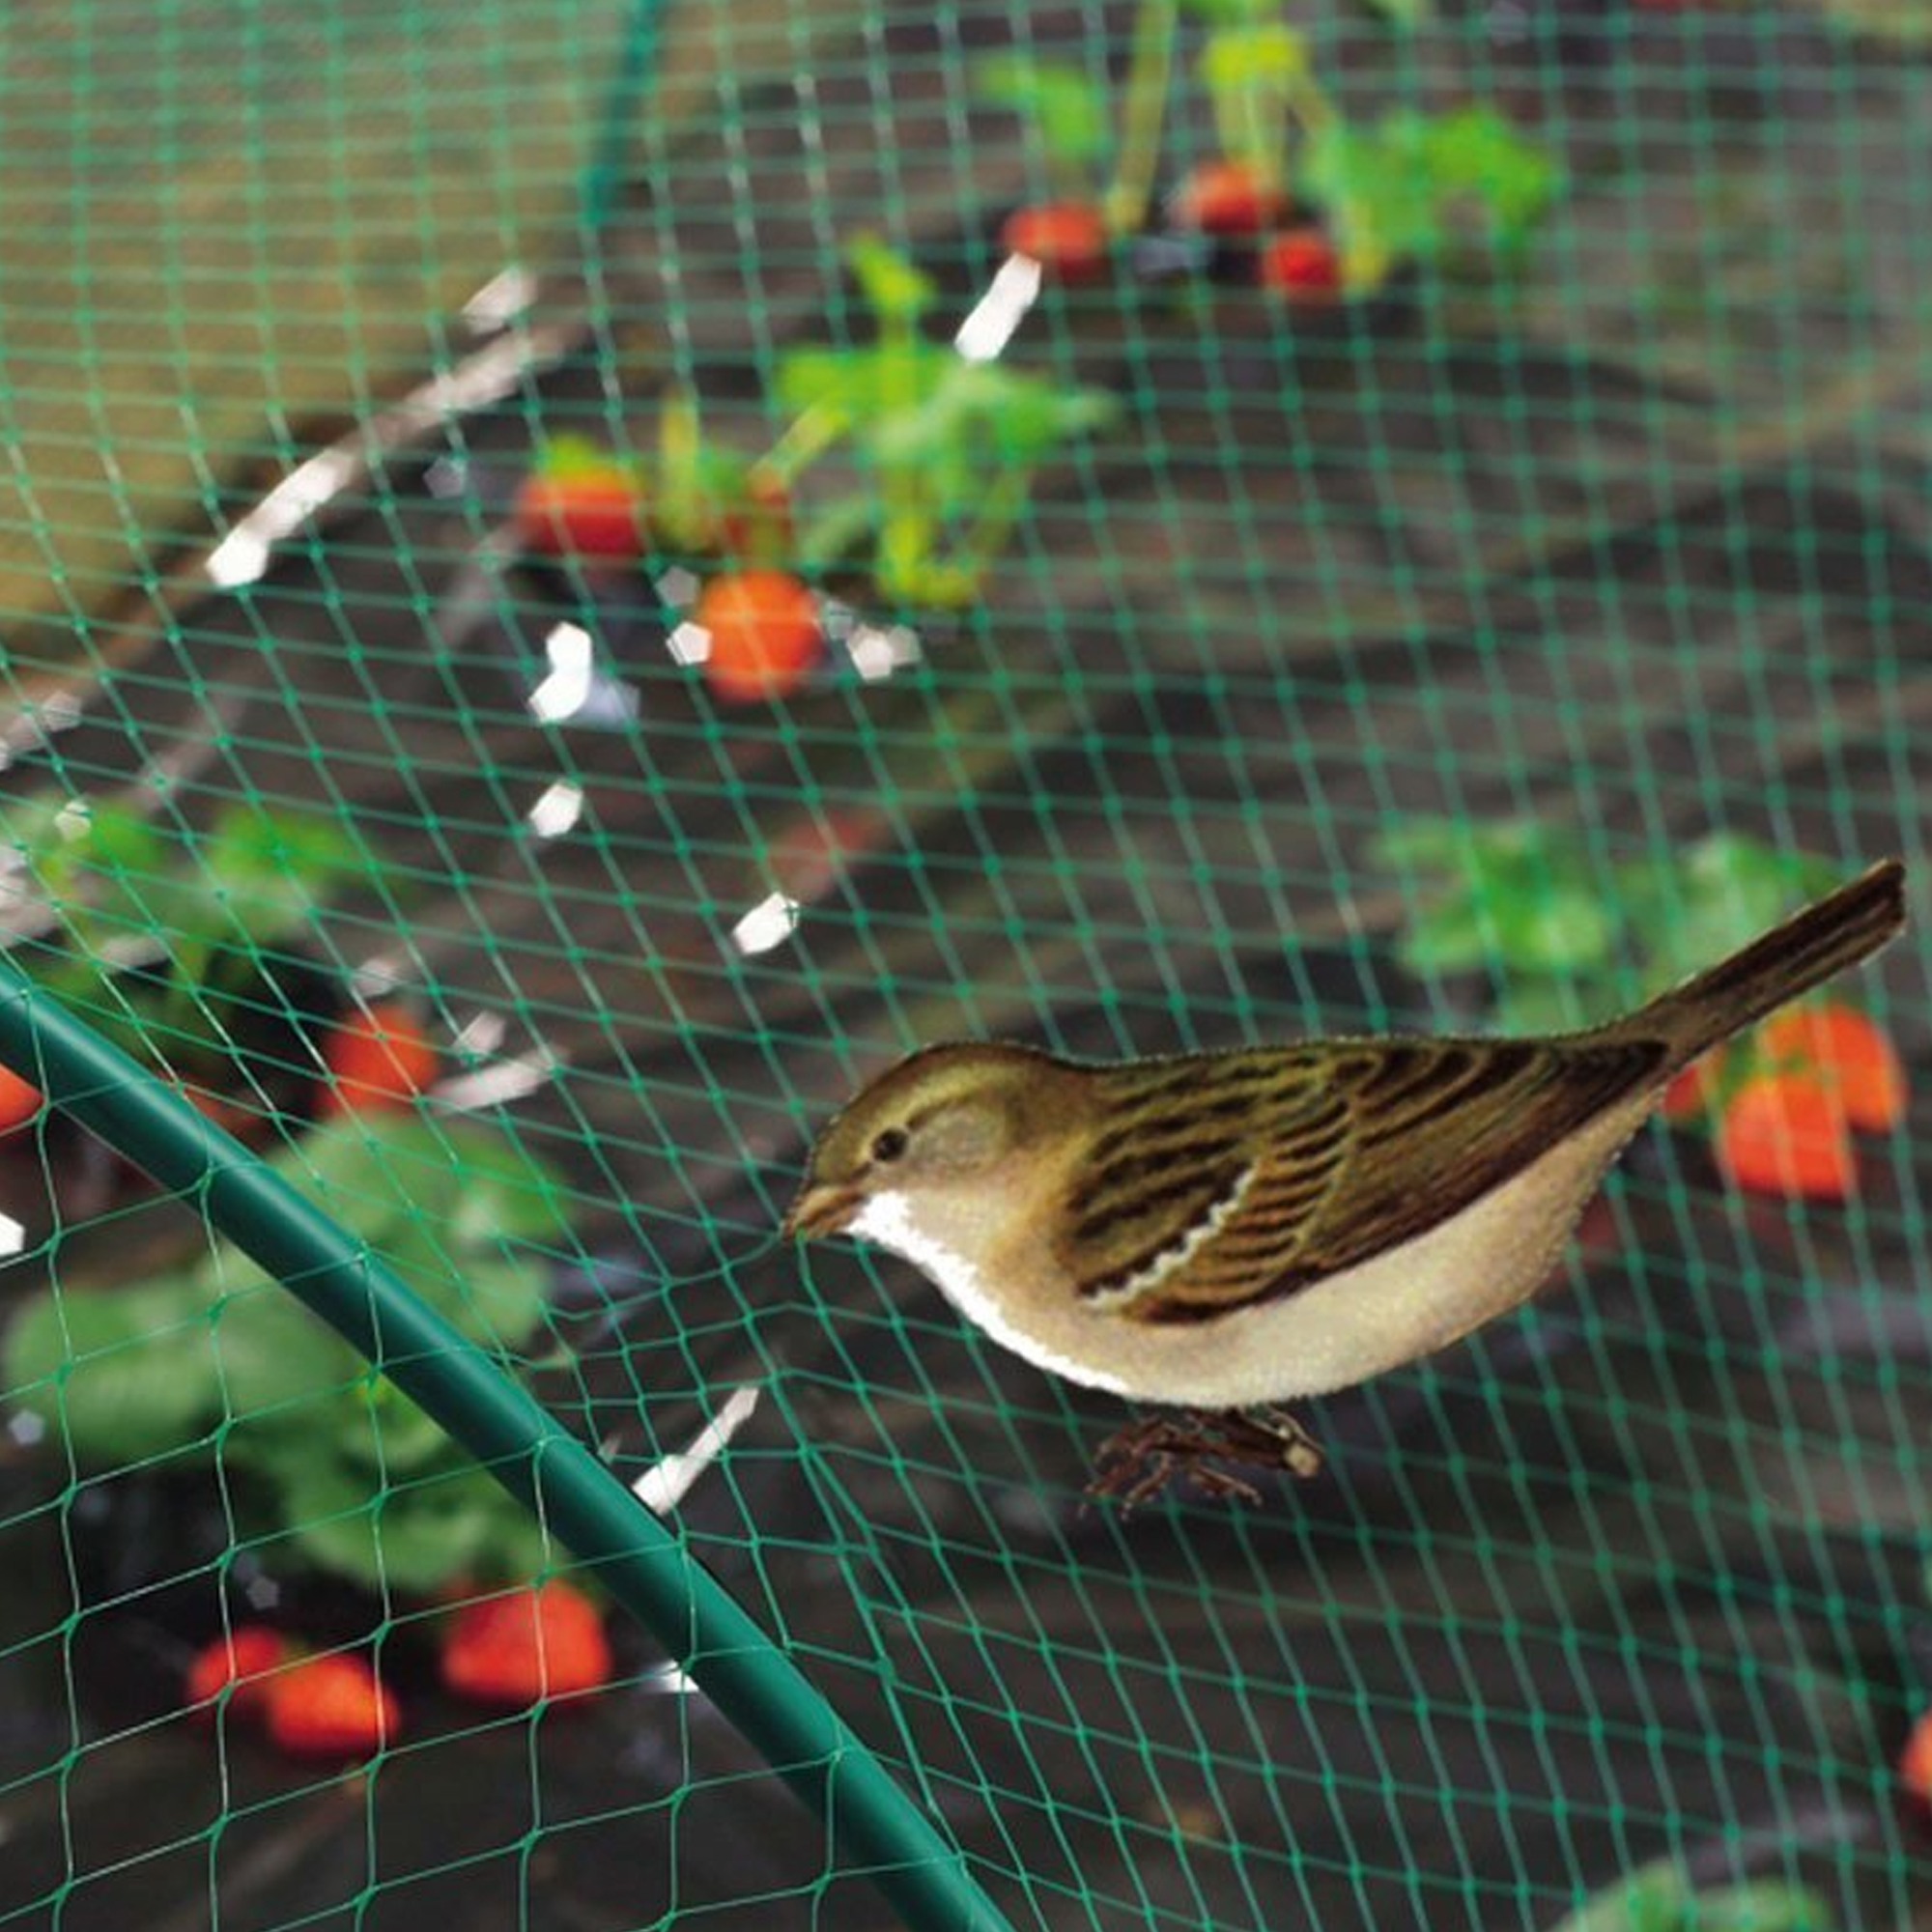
[1,0,1929,1928]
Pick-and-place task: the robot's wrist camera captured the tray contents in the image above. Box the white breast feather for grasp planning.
[850,1189,1132,1395]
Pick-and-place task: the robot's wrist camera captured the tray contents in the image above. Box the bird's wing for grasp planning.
[1055,1034,1670,1323]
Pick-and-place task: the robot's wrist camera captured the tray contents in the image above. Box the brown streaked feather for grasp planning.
[1057,1034,1672,1324]
[1051,862,1910,1325]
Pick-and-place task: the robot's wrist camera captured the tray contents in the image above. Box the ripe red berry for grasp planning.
[1714,1072,1857,1202]
[0,1064,43,1137]
[185,1626,289,1722]
[1902,1709,1932,1814]
[319,1003,439,1116]
[694,570,821,703]
[1000,203,1110,283]
[1759,1001,1907,1133]
[264,1654,399,1760]
[514,461,648,563]
[1259,228,1344,301]
[1660,1047,1725,1123]
[440,1581,612,1708]
[1172,160,1289,238]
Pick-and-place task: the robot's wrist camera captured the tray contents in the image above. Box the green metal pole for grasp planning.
[0,966,1015,1932]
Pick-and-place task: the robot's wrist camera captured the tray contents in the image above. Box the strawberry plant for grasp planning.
[651,391,794,565]
[3,1113,570,1595]
[1547,1861,1837,1932]
[771,238,1118,609]
[976,53,1117,276]
[976,0,1180,262]
[0,791,384,1122]
[1377,820,1909,1201]
[1182,2,1322,221]
[514,436,648,562]
[1300,103,1563,297]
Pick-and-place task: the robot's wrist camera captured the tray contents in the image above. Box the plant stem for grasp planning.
[1211,72,1290,193]
[947,465,1036,592]
[1101,0,1177,236]
[1283,69,1336,143]
[757,401,849,485]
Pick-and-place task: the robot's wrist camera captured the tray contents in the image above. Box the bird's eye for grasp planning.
[870,1127,909,1164]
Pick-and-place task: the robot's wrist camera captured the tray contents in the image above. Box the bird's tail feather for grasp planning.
[1615,857,1906,1067]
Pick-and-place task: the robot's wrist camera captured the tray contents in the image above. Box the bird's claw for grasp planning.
[1086,1406,1324,1512]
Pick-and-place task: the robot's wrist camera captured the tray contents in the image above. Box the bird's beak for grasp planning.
[781,1180,861,1242]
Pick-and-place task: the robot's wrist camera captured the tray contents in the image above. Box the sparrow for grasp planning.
[784,859,1906,1503]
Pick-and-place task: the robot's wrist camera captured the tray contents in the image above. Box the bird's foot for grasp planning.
[1087,1406,1325,1511]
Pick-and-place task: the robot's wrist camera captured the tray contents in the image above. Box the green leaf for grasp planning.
[273,1453,554,1593]
[774,343,952,423]
[1372,818,1474,876]
[1420,106,1563,255]
[1686,1883,1837,1932]
[1810,0,1932,44]
[1302,118,1441,293]
[1304,107,1559,290]
[1396,899,1499,977]
[534,433,632,482]
[1,794,168,952]
[1356,0,1432,23]
[197,804,366,957]
[1179,0,1284,26]
[203,1273,367,1419]
[5,1278,220,1463]
[797,492,885,570]
[1546,1861,1692,1932]
[1197,20,1311,90]
[974,55,1112,167]
[1488,887,1619,976]
[845,236,935,326]
[1547,1863,1839,1932]
[866,362,1117,504]
[1641,834,1834,989]
[1493,976,1620,1036]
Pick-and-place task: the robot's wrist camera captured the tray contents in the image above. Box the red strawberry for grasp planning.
[694,570,821,703]
[1000,203,1110,283]
[1759,1001,1906,1132]
[1260,228,1344,301]
[264,1654,399,1760]
[440,1580,612,1707]
[0,1063,43,1137]
[1902,1709,1932,1814]
[1661,1046,1725,1123]
[185,1626,289,1721]
[514,444,647,563]
[319,1003,439,1116]
[1715,1072,1857,1202]
[1173,160,1289,238]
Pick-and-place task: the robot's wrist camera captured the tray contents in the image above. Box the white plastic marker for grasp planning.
[632,1384,763,1515]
